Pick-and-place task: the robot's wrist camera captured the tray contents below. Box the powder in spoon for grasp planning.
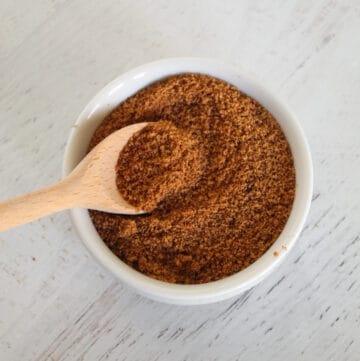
[89,73,295,284]
[116,121,205,212]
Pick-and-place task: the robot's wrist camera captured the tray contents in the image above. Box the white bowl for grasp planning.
[63,58,313,305]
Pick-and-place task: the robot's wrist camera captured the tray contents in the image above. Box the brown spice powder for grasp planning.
[116,121,205,212]
[89,73,296,284]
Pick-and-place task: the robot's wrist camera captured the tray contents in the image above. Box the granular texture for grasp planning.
[116,121,205,212]
[89,73,296,284]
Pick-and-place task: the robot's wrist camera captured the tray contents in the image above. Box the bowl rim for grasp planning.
[63,57,313,305]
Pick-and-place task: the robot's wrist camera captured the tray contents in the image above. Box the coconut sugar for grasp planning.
[89,73,295,284]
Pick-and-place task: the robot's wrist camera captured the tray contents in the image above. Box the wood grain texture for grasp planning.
[0,0,359,360]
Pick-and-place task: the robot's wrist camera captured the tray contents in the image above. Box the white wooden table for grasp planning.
[1,1,359,360]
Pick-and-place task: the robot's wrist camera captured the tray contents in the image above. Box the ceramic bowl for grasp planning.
[63,58,313,305]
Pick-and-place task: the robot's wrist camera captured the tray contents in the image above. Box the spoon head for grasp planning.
[73,122,148,215]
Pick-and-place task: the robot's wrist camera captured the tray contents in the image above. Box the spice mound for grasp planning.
[89,73,296,284]
[116,121,205,212]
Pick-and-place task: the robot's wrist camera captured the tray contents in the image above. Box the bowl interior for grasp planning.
[63,58,312,305]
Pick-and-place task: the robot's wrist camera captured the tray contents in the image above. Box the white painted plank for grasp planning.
[0,0,359,360]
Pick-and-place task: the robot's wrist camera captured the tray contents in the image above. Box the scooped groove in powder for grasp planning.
[89,73,296,284]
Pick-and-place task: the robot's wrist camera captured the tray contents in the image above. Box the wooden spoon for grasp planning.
[0,122,148,232]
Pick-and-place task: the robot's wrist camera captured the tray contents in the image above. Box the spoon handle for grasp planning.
[0,179,82,232]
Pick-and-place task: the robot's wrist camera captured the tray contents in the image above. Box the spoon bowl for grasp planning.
[73,122,148,214]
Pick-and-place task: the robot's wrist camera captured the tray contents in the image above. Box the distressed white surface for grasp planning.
[0,0,359,360]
